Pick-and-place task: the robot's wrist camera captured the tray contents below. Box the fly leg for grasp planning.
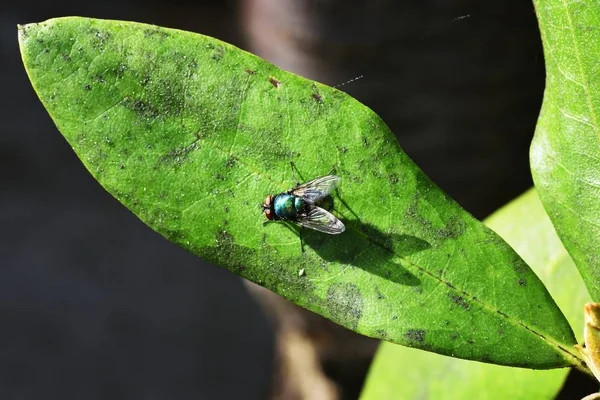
[289,161,304,187]
[299,226,305,253]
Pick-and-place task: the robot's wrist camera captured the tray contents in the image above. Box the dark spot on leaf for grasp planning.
[312,93,322,102]
[436,216,467,239]
[216,230,235,247]
[119,164,125,169]
[158,138,200,167]
[496,310,508,318]
[62,54,71,62]
[444,282,456,290]
[375,329,388,339]
[269,77,281,88]
[89,28,112,51]
[93,74,106,84]
[215,173,225,181]
[326,283,363,330]
[144,28,169,38]
[450,294,470,310]
[226,156,237,168]
[518,279,527,286]
[84,84,92,91]
[375,287,385,300]
[362,137,370,147]
[224,207,229,213]
[338,146,348,154]
[141,75,151,86]
[124,98,160,120]
[116,63,127,79]
[450,332,459,340]
[245,68,255,75]
[388,173,399,184]
[163,229,185,243]
[405,329,426,343]
[212,46,224,61]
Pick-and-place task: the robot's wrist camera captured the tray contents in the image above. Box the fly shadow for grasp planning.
[302,217,429,287]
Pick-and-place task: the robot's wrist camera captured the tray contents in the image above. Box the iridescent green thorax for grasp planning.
[273,193,307,220]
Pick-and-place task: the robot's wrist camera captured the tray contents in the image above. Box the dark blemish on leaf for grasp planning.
[388,173,399,184]
[158,139,200,167]
[163,229,185,243]
[224,207,229,213]
[43,47,50,53]
[362,137,370,147]
[226,156,237,168]
[312,93,323,102]
[216,230,235,247]
[116,63,127,79]
[84,84,92,91]
[338,146,348,154]
[245,68,256,75]
[326,283,363,330]
[467,339,475,345]
[90,29,112,51]
[450,294,470,310]
[141,75,151,86]
[269,77,281,88]
[444,320,450,326]
[119,164,125,169]
[124,98,160,120]
[405,329,426,343]
[518,279,527,286]
[482,354,490,363]
[93,74,106,84]
[450,332,459,340]
[436,216,467,239]
[375,329,388,339]
[159,191,168,199]
[215,173,225,181]
[212,46,224,61]
[375,287,385,300]
[62,54,71,62]
[496,310,508,318]
[144,28,169,38]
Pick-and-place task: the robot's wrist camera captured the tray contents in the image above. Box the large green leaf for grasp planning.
[19,17,580,368]
[532,0,600,301]
[360,189,592,399]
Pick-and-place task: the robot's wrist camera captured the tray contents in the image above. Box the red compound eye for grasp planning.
[264,208,273,220]
[264,195,272,207]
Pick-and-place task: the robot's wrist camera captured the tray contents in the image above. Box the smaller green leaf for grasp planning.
[532,0,600,301]
[361,189,592,400]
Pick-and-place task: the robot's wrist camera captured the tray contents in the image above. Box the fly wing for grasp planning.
[291,175,341,204]
[297,206,345,234]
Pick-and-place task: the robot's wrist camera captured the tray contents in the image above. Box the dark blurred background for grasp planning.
[2,0,595,399]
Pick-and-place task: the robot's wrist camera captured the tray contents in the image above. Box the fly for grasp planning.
[262,175,345,234]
